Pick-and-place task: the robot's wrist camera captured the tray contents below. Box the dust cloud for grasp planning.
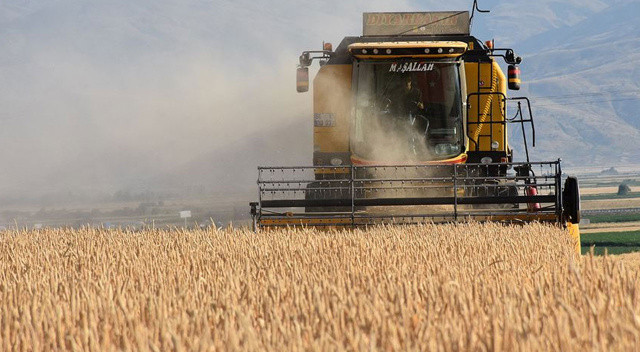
[0,0,481,226]
[0,1,442,200]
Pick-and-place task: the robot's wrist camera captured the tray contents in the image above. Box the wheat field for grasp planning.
[0,223,639,351]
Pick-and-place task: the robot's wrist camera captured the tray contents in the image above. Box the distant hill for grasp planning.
[471,0,613,46]
[0,0,638,200]
[515,0,640,166]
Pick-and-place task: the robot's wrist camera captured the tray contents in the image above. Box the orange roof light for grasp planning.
[323,42,333,51]
[485,39,494,49]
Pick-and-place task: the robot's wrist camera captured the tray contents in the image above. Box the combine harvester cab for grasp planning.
[250,7,581,252]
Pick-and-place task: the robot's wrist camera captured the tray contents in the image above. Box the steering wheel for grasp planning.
[407,113,429,156]
[373,96,393,116]
[409,113,430,136]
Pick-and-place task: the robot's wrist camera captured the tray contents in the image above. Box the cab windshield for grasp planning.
[352,61,464,162]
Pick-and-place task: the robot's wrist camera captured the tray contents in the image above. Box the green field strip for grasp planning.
[581,246,640,255]
[583,213,640,223]
[582,192,640,200]
[581,230,640,255]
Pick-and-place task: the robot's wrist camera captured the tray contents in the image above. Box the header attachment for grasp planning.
[363,11,470,36]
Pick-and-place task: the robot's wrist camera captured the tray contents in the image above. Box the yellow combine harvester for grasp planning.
[250,7,581,251]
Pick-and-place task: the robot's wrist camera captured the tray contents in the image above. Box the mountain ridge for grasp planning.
[0,0,637,198]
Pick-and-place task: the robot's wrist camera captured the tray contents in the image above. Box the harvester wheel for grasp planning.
[562,176,581,223]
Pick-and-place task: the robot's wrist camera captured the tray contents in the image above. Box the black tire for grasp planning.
[563,176,581,223]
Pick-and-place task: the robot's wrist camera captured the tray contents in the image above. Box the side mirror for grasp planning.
[296,67,309,93]
[508,64,521,90]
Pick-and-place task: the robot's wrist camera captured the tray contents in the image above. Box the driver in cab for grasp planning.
[389,75,424,117]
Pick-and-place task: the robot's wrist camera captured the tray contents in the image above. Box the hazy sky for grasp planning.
[0,0,626,199]
[0,0,479,197]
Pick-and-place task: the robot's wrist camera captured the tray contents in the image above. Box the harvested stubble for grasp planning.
[0,223,639,351]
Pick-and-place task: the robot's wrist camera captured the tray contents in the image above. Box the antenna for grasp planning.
[469,0,490,29]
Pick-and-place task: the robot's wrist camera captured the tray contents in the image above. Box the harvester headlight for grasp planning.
[330,158,343,166]
[373,48,379,54]
[449,48,455,53]
[424,48,430,53]
[491,141,500,149]
[434,144,460,156]
[481,157,493,164]
[437,48,443,53]
[386,49,392,54]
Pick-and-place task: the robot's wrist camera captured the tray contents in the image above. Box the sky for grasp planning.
[0,0,630,202]
[0,0,479,198]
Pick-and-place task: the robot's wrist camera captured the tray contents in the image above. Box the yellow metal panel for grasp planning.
[260,215,563,231]
[314,167,350,175]
[261,218,353,226]
[313,64,352,153]
[464,60,508,152]
[487,214,556,222]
